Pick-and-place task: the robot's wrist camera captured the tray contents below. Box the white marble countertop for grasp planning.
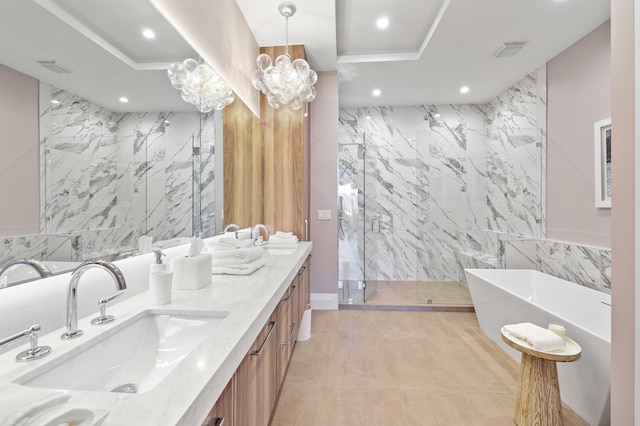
[0,242,312,426]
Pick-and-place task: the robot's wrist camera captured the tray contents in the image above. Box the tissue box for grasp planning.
[171,253,212,290]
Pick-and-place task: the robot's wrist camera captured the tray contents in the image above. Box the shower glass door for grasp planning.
[337,133,368,303]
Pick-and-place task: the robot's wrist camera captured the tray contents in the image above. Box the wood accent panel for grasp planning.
[223,96,263,228]
[261,45,310,240]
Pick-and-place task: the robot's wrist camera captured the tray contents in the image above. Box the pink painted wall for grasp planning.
[0,64,39,236]
[547,20,612,248]
[610,0,634,423]
[309,72,338,293]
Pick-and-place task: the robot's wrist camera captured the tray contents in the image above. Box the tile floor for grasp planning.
[271,310,587,426]
[339,281,474,307]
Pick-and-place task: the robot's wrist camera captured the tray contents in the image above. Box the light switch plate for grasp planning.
[317,210,332,220]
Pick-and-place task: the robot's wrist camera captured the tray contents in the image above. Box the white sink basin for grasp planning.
[16,310,228,393]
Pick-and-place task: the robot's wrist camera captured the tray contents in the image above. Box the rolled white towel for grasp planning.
[212,257,266,275]
[504,322,565,351]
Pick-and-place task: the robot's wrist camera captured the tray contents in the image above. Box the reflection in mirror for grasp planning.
[0,0,224,285]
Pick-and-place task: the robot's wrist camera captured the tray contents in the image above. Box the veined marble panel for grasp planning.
[338,68,547,286]
[37,85,214,261]
[0,234,72,266]
[537,240,611,294]
[504,239,538,269]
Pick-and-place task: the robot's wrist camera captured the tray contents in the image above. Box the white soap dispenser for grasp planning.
[150,250,173,305]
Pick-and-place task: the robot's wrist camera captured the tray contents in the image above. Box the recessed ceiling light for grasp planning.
[119,97,129,103]
[460,86,470,94]
[372,89,381,97]
[142,29,155,39]
[50,99,60,104]
[376,17,389,30]
[366,115,372,120]
[434,113,441,118]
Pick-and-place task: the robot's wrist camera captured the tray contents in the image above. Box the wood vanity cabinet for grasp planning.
[204,259,311,426]
[276,278,299,391]
[235,314,278,426]
[204,378,234,426]
[296,256,311,325]
[204,315,277,426]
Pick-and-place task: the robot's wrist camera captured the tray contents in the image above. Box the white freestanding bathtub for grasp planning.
[465,269,610,426]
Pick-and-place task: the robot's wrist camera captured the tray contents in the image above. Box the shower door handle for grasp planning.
[371,218,380,234]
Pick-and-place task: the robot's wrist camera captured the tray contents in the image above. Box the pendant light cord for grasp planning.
[285,15,290,57]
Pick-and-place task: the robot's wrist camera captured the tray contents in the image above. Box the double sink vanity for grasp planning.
[0,240,312,425]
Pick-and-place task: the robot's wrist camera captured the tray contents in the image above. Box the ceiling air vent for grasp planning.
[491,42,528,58]
[37,60,71,74]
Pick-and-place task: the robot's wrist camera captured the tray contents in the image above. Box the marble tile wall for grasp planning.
[338,67,546,283]
[504,239,611,294]
[0,83,217,265]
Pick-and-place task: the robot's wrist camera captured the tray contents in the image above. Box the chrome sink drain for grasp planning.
[111,383,137,393]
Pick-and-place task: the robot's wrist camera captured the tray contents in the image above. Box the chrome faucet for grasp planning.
[61,260,127,340]
[223,223,241,238]
[250,224,270,245]
[0,324,51,361]
[0,259,53,281]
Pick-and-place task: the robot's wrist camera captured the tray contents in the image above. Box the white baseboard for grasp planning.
[310,292,338,310]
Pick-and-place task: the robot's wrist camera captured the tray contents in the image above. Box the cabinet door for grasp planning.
[276,281,298,388]
[296,261,310,325]
[254,316,278,426]
[204,378,234,426]
[235,318,278,426]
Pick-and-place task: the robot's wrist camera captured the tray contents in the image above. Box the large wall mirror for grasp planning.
[0,0,223,286]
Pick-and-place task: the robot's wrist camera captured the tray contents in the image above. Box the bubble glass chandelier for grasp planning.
[251,2,317,110]
[167,59,234,113]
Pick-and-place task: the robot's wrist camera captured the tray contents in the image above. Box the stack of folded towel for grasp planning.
[208,238,266,275]
[268,231,299,250]
[503,322,566,351]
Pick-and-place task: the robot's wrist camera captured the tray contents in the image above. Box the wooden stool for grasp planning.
[501,328,581,426]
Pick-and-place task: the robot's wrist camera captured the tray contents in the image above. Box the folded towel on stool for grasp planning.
[504,322,565,351]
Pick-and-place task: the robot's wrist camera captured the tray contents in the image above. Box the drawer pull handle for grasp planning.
[283,285,297,302]
[297,266,306,276]
[283,322,296,346]
[250,321,277,356]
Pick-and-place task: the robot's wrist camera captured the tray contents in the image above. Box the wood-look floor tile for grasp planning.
[272,310,589,425]
[286,334,393,389]
[311,310,382,337]
[382,336,512,394]
[271,382,407,426]
[401,389,516,426]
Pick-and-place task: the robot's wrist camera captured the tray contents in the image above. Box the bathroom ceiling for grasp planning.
[236,0,611,107]
[0,0,198,112]
[2,0,611,111]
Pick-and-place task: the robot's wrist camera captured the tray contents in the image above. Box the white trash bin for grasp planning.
[296,304,312,341]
